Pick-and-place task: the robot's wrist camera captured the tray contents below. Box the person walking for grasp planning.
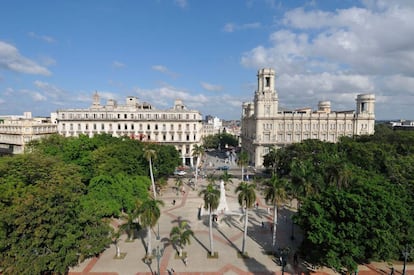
[183,256,188,266]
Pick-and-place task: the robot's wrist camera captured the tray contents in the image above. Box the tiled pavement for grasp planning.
[69,177,413,275]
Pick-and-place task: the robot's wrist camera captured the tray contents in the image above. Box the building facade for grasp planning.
[54,93,203,166]
[241,68,375,168]
[0,112,57,154]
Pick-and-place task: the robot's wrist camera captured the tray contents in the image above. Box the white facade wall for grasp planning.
[241,68,375,168]
[55,94,203,166]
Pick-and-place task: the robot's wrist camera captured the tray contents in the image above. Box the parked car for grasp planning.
[174,170,187,176]
[216,165,230,171]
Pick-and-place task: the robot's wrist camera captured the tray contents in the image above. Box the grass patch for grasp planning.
[113,252,127,259]
[237,252,249,259]
[124,238,135,243]
[207,251,219,259]
[174,251,187,259]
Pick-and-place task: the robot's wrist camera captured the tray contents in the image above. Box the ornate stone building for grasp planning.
[241,68,375,168]
[54,93,203,166]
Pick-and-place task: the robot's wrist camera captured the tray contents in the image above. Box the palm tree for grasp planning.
[192,144,204,190]
[169,221,194,257]
[138,198,164,256]
[119,211,139,241]
[237,151,249,181]
[198,183,220,256]
[263,175,288,251]
[143,148,157,198]
[289,159,318,208]
[220,170,233,187]
[235,181,256,255]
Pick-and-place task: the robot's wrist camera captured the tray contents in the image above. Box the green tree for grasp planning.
[220,170,233,187]
[199,183,220,256]
[235,182,256,255]
[0,154,111,274]
[192,144,204,190]
[138,198,164,256]
[263,175,288,250]
[169,221,194,257]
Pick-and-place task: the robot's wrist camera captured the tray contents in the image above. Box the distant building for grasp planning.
[390,120,414,131]
[0,112,57,154]
[241,68,375,168]
[202,116,223,137]
[54,93,203,166]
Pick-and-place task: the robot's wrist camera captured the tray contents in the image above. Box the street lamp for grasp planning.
[156,223,160,240]
[152,245,164,275]
[402,244,411,275]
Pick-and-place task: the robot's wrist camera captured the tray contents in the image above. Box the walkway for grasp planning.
[69,176,414,275]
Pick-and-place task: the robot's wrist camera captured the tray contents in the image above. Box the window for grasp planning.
[186,134,190,141]
[93,124,97,130]
[124,114,127,119]
[265,77,270,87]
[147,124,150,130]
[62,123,66,130]
[101,124,104,130]
[155,124,158,130]
[131,124,134,130]
[77,124,81,131]
[118,124,121,130]
[124,124,128,130]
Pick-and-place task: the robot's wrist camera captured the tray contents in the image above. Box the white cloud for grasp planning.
[174,0,187,9]
[20,89,47,101]
[151,65,179,78]
[0,41,51,75]
[28,32,56,43]
[240,1,414,119]
[34,80,65,99]
[201,82,223,92]
[112,61,125,68]
[222,22,261,32]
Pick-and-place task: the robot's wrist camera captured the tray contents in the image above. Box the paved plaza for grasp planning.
[69,175,413,275]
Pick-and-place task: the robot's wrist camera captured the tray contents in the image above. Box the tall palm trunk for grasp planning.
[272,202,277,249]
[242,206,249,254]
[149,157,156,198]
[241,165,244,181]
[194,156,200,190]
[209,206,214,256]
[147,226,152,256]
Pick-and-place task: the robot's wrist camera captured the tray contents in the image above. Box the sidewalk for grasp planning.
[69,177,414,275]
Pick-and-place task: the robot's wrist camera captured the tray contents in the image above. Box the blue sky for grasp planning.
[1,0,413,120]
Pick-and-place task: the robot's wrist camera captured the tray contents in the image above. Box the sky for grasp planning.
[1,0,413,120]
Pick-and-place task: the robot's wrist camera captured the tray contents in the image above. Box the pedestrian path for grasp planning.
[69,177,414,275]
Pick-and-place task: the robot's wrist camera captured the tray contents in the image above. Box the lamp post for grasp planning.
[152,245,164,275]
[402,244,410,275]
[156,223,160,240]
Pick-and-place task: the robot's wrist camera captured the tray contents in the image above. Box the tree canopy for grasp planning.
[262,124,414,271]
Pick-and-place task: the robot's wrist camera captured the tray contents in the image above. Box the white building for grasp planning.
[241,68,375,168]
[0,112,57,154]
[54,93,203,166]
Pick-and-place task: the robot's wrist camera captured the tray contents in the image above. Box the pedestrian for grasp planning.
[293,252,298,266]
[261,221,265,228]
[183,256,188,266]
[390,267,394,275]
[172,199,176,205]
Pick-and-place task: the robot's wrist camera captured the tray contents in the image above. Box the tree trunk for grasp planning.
[147,226,152,256]
[149,158,156,198]
[242,207,248,254]
[116,244,120,258]
[209,206,214,256]
[178,247,182,257]
[272,203,278,249]
[241,165,244,181]
[194,156,200,190]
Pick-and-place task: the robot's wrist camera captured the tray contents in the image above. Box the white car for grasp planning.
[174,170,187,176]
